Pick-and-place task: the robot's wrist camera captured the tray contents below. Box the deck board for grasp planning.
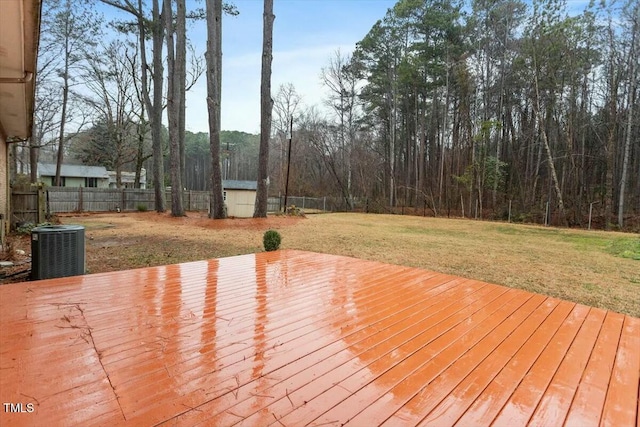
[1,249,638,426]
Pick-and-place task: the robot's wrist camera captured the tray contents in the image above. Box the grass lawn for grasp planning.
[64,212,639,317]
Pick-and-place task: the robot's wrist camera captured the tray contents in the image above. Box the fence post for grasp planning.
[78,186,83,212]
[121,188,126,211]
[508,200,512,223]
[323,196,326,212]
[37,184,46,223]
[545,201,549,226]
[302,196,305,210]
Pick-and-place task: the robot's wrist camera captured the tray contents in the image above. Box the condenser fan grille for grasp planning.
[31,225,85,280]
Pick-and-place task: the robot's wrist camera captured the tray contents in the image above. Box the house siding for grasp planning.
[0,133,7,238]
[40,176,109,188]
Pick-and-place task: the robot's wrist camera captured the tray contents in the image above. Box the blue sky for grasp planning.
[186,0,397,133]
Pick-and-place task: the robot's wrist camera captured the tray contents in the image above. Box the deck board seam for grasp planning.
[293,288,525,426]
[154,281,495,425]
[151,280,480,425]
[488,303,588,427]
[449,301,579,426]
[597,312,625,426]
[410,296,557,426]
[535,307,607,426]
[104,272,466,391]
[377,293,546,426]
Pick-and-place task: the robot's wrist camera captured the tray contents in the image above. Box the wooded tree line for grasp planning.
[287,0,639,229]
[13,0,638,228]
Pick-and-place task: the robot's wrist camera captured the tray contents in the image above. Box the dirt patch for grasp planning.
[62,211,303,231]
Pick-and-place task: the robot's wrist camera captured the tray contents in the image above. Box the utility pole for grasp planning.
[283,116,293,212]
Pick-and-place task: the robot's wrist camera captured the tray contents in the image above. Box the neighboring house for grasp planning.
[37,163,110,188]
[0,0,42,241]
[223,180,257,218]
[108,169,147,189]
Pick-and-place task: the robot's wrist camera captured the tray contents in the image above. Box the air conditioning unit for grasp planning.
[31,225,85,280]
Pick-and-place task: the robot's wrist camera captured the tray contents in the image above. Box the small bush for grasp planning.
[137,204,148,212]
[263,229,281,252]
[286,205,305,217]
[16,221,52,235]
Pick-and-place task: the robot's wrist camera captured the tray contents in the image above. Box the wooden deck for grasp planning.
[1,249,638,426]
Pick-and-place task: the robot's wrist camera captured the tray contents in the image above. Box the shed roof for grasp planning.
[223,180,257,191]
[38,162,109,179]
[1,250,638,426]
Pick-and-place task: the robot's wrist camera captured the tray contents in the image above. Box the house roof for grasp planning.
[223,180,257,191]
[0,250,638,425]
[0,0,42,140]
[38,162,109,179]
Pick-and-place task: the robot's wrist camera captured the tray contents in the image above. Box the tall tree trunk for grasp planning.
[604,69,618,230]
[152,0,166,212]
[165,0,184,216]
[254,0,274,218]
[206,0,225,218]
[177,0,187,188]
[389,77,397,208]
[604,22,621,229]
[618,15,637,227]
[29,141,39,184]
[55,34,70,187]
[134,119,146,189]
[417,102,426,208]
[439,68,450,211]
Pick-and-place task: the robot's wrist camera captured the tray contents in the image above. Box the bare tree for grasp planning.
[29,0,66,183]
[80,41,140,188]
[273,83,301,194]
[99,0,166,212]
[321,50,360,209]
[206,0,225,219]
[124,45,153,188]
[254,0,275,218]
[45,0,100,186]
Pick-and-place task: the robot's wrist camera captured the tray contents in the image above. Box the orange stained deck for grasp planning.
[0,250,638,427]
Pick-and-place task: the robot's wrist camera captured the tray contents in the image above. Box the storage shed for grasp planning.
[223,180,257,218]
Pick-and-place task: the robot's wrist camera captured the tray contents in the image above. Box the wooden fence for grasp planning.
[11,187,211,226]
[11,185,46,226]
[11,187,331,227]
[45,187,212,213]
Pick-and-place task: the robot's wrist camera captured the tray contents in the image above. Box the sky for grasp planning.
[97,0,596,135]
[184,0,593,134]
[185,0,397,134]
